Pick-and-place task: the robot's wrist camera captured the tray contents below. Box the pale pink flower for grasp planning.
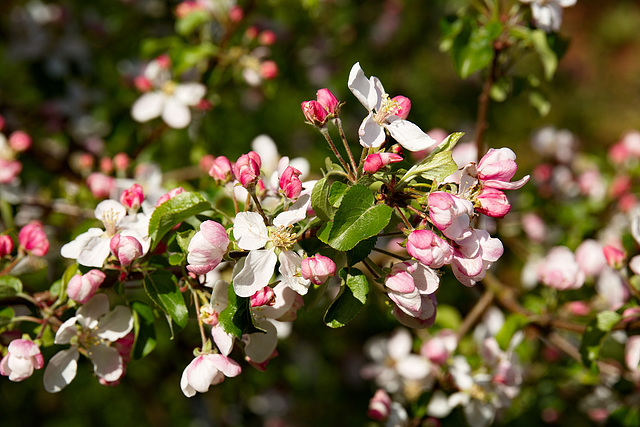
[476,188,511,218]
[363,152,403,174]
[0,235,13,257]
[348,62,436,151]
[113,152,130,172]
[521,213,546,244]
[208,156,233,183]
[18,221,49,257]
[186,220,230,275]
[300,254,337,285]
[428,192,474,241]
[625,335,640,379]
[279,166,302,199]
[385,261,439,324]
[538,246,585,290]
[180,353,242,397]
[0,159,22,184]
[0,339,44,382]
[156,186,185,206]
[477,148,530,191]
[575,239,607,277]
[86,172,115,199]
[451,229,503,287]
[596,267,629,311]
[110,234,144,266]
[420,329,457,366]
[406,229,453,269]
[368,389,392,421]
[8,131,31,152]
[67,269,106,304]
[520,0,577,33]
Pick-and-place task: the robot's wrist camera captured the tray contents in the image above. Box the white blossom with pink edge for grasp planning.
[348,62,436,152]
[538,246,585,290]
[186,220,230,275]
[520,0,577,33]
[180,353,241,397]
[43,294,134,392]
[0,339,44,382]
[385,261,439,326]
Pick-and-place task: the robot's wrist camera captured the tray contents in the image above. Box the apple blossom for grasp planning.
[363,152,403,174]
[43,294,134,392]
[0,159,22,184]
[113,152,130,172]
[475,187,511,218]
[451,229,504,287]
[520,0,577,33]
[278,165,302,199]
[406,229,453,269]
[250,286,276,307]
[156,186,185,206]
[0,339,44,382]
[8,131,31,152]
[208,156,233,183]
[427,191,474,241]
[316,88,339,116]
[86,172,115,199]
[186,220,230,275]
[575,239,607,277]
[234,151,262,189]
[368,389,392,421]
[603,244,625,268]
[301,100,328,126]
[300,254,337,285]
[67,269,106,304]
[0,234,13,257]
[385,261,439,324]
[420,329,457,366]
[538,246,585,290]
[348,62,436,151]
[477,148,530,191]
[109,234,144,266]
[18,221,49,257]
[180,353,242,397]
[119,183,144,211]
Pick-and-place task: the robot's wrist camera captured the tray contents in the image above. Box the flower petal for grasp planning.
[244,319,278,364]
[173,83,206,106]
[234,212,269,250]
[131,92,165,123]
[77,294,110,329]
[233,249,277,297]
[162,97,192,129]
[88,345,123,382]
[385,116,436,152]
[273,194,310,227]
[43,348,79,393]
[97,305,134,341]
[358,113,386,148]
[348,62,378,112]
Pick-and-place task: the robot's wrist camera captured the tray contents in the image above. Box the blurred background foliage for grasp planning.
[2,0,640,425]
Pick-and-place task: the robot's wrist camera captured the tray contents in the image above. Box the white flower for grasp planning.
[520,0,577,33]
[348,62,436,152]
[43,294,134,392]
[61,199,151,267]
[232,194,311,297]
[180,353,241,397]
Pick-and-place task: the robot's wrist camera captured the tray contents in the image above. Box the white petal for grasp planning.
[173,83,206,106]
[388,328,413,360]
[358,113,386,148]
[251,134,280,173]
[233,249,277,297]
[385,116,436,152]
[278,251,310,295]
[162,97,192,129]
[396,354,431,380]
[43,348,79,393]
[60,228,106,266]
[233,212,269,250]
[77,294,110,329]
[54,317,79,345]
[76,236,111,268]
[244,319,278,364]
[273,194,310,227]
[94,200,127,222]
[347,62,378,111]
[255,282,297,320]
[88,345,123,382]
[212,325,234,356]
[97,305,134,341]
[131,92,165,123]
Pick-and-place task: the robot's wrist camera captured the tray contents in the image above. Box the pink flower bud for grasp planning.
[100,157,113,174]
[67,269,106,303]
[0,114,4,131]
[208,156,233,183]
[258,29,276,46]
[603,245,625,269]
[0,235,13,257]
[363,152,403,174]
[234,152,261,188]
[77,153,94,171]
[279,166,303,199]
[120,184,144,211]
[250,286,276,307]
[187,220,230,275]
[316,88,339,115]
[113,152,130,171]
[260,60,278,80]
[110,234,144,266]
[199,154,215,173]
[134,75,153,92]
[476,188,511,218]
[406,229,453,269]
[229,5,243,22]
[477,148,529,190]
[87,172,115,199]
[538,246,584,290]
[301,100,328,126]
[566,301,591,316]
[0,159,22,184]
[427,192,473,241]
[18,221,49,257]
[575,239,606,277]
[301,255,337,285]
[155,54,171,69]
[367,389,392,421]
[157,186,185,207]
[8,131,31,152]
[390,95,411,120]
[0,339,44,382]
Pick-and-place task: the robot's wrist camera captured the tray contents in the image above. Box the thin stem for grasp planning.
[371,247,409,262]
[363,257,383,279]
[456,287,495,341]
[333,118,359,179]
[320,127,354,181]
[406,205,428,220]
[357,146,370,179]
[189,285,208,349]
[394,205,413,229]
[250,192,270,225]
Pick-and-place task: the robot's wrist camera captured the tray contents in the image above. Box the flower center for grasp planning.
[162,81,177,95]
[269,225,296,251]
[100,208,122,237]
[374,94,400,124]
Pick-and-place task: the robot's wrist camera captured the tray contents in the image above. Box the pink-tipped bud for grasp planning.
[110,234,144,266]
[208,156,233,183]
[406,229,453,269]
[603,245,625,269]
[100,157,113,174]
[250,286,276,307]
[367,389,392,421]
[87,172,115,199]
[234,152,261,188]
[316,88,339,115]
[301,100,328,126]
[155,54,171,69]
[199,154,215,173]
[258,30,276,46]
[260,60,278,80]
[8,131,32,152]
[157,186,185,207]
[18,221,49,257]
[120,184,144,211]
[363,152,403,174]
[390,95,411,120]
[229,5,243,22]
[301,255,337,285]
[279,166,303,199]
[476,188,511,218]
[77,153,94,171]
[134,75,153,92]
[0,339,44,382]
[67,269,106,304]
[113,152,130,172]
[0,235,14,257]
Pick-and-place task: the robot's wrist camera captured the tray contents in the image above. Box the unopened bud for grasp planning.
[120,184,144,211]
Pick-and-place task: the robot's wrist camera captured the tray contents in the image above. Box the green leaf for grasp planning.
[496,313,529,351]
[0,306,15,328]
[324,268,369,328]
[328,181,349,208]
[174,43,218,75]
[529,90,551,116]
[0,276,22,297]
[132,301,157,360]
[311,171,346,222]
[446,18,502,79]
[218,286,264,338]
[398,132,463,187]
[175,10,210,36]
[148,191,211,250]
[346,236,377,267]
[317,185,392,252]
[176,229,196,253]
[531,29,558,80]
[433,304,462,330]
[142,270,189,330]
[579,311,622,369]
